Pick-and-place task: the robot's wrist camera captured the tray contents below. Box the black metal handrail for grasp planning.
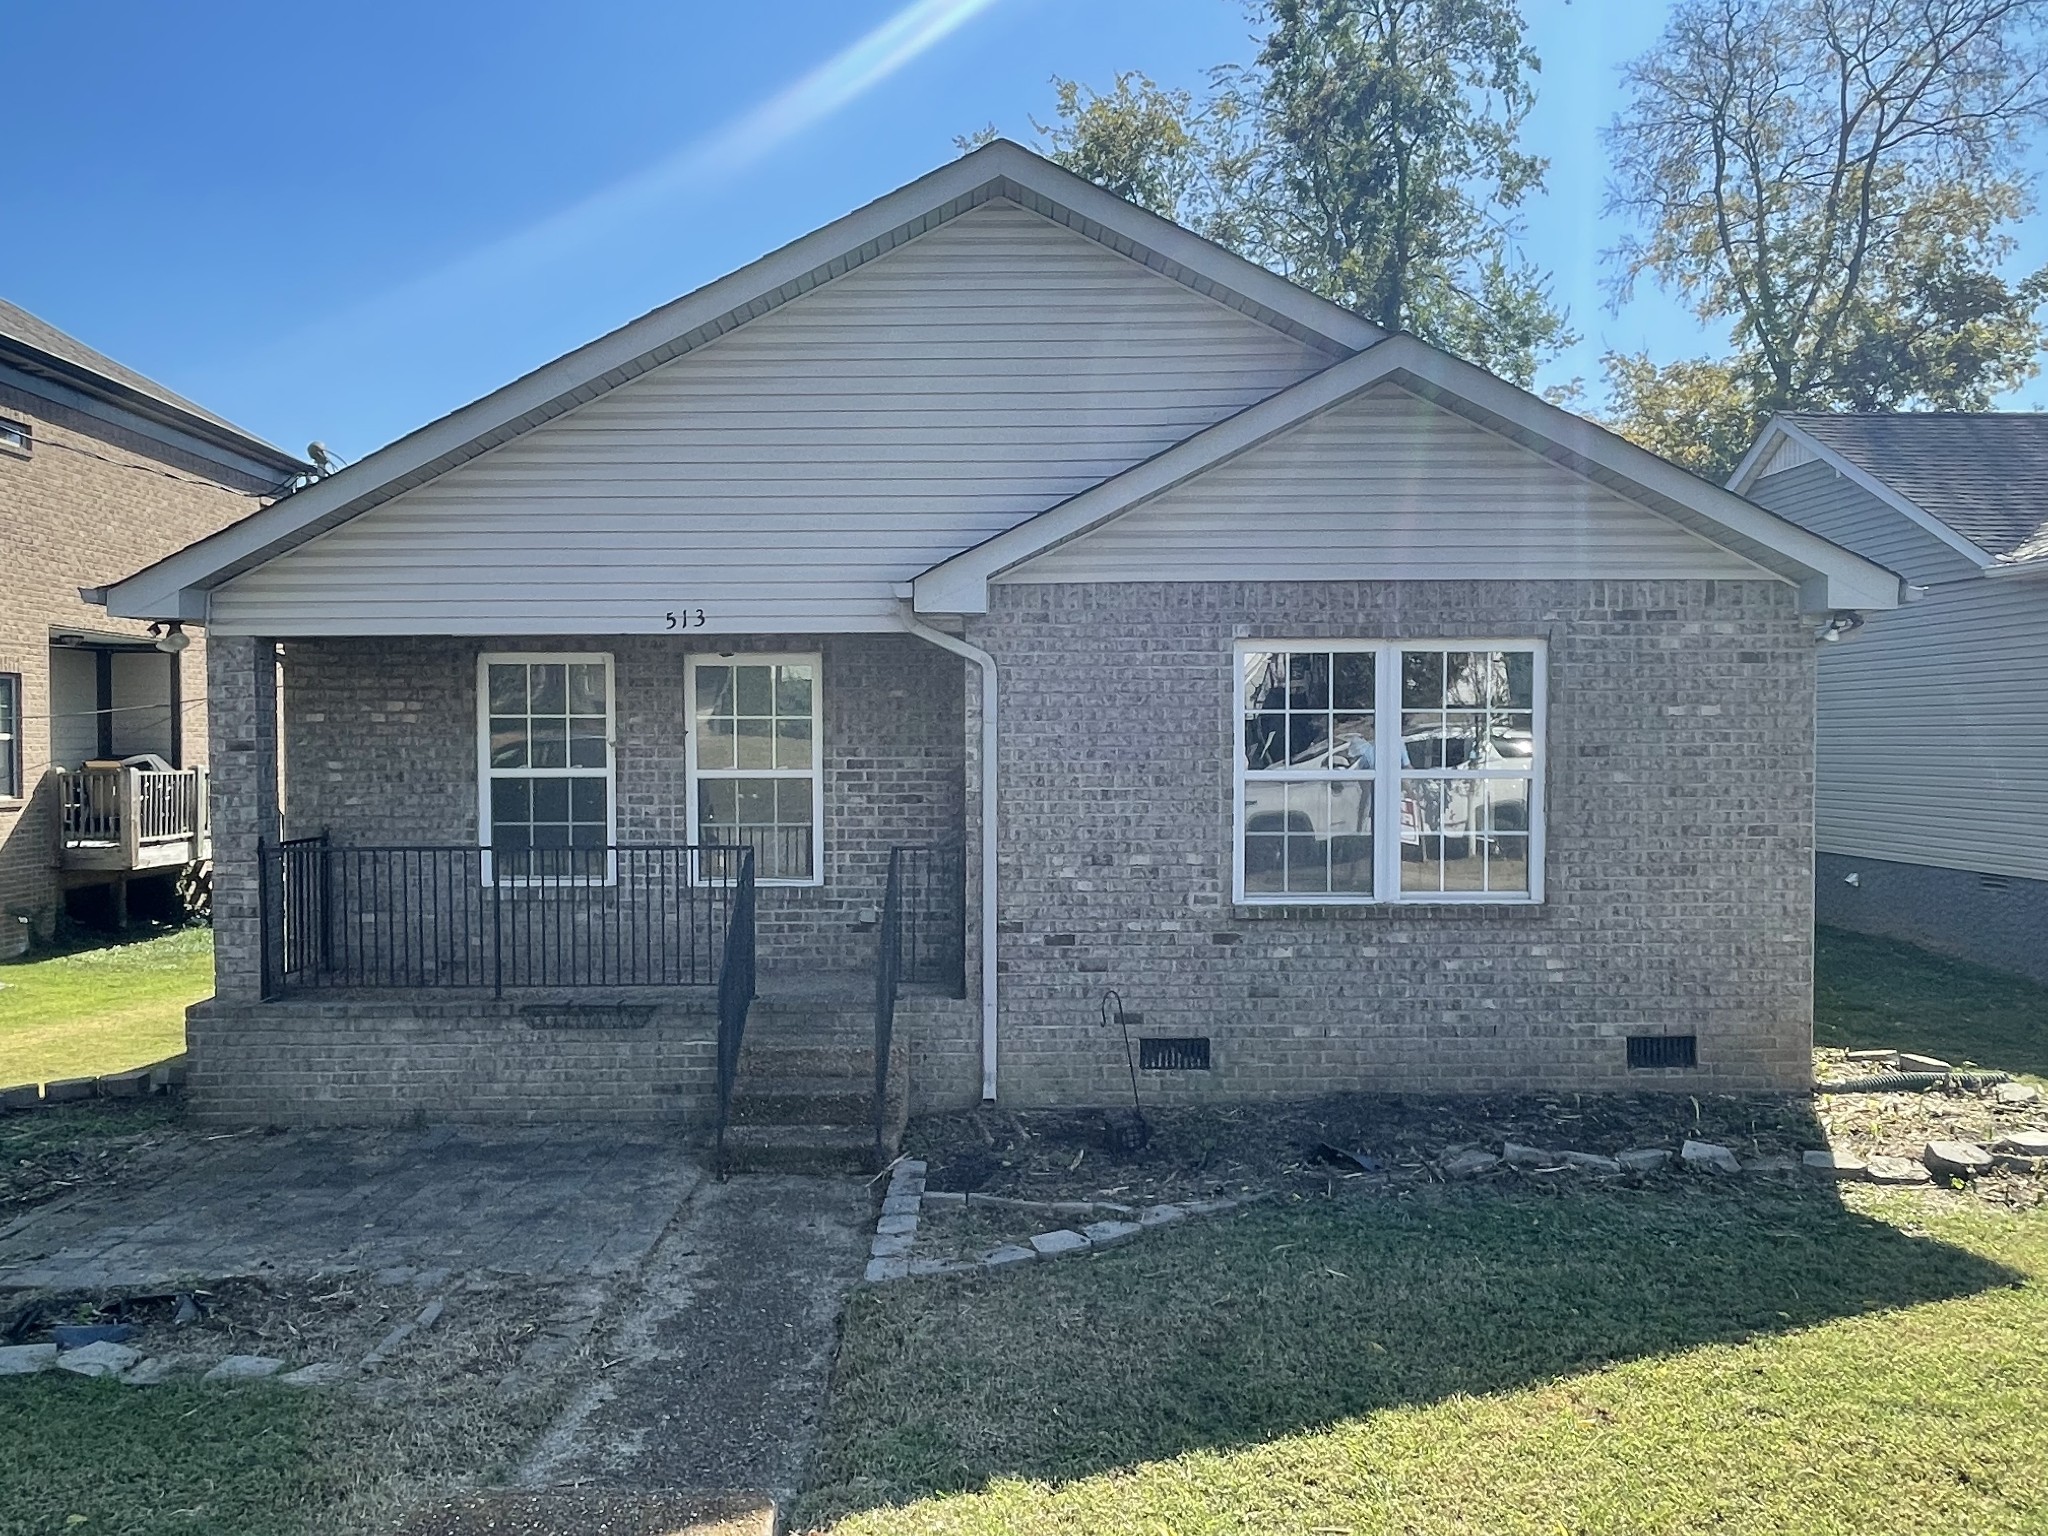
[258,839,752,999]
[872,846,906,1165]
[713,847,758,1167]
[868,841,964,1163]
[894,842,966,996]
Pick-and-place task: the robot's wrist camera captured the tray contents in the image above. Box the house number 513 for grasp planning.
[665,609,708,629]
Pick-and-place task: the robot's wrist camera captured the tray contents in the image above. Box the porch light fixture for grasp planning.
[1814,612,1864,644]
[151,622,190,654]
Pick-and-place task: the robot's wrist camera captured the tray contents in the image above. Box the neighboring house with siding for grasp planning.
[94,143,1899,1152]
[0,299,306,950]
[1733,413,2048,982]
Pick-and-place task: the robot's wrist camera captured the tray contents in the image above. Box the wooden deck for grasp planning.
[56,764,210,874]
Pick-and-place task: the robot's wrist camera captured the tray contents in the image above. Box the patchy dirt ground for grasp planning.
[907,1088,1824,1203]
[905,1054,2048,1218]
[0,1099,184,1220]
[1814,1048,2046,1211]
[3,1268,596,1389]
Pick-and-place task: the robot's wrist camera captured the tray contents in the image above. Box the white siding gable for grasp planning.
[1748,462,1982,585]
[209,202,1338,635]
[995,385,1771,585]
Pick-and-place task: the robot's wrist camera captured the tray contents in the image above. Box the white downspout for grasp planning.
[896,606,1000,1101]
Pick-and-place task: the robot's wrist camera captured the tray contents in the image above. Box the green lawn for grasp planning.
[0,1378,354,1536]
[0,928,211,1086]
[1816,925,2048,1079]
[802,934,2048,1534]
[0,1367,561,1536]
[801,1189,2047,1535]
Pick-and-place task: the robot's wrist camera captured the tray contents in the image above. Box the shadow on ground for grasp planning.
[799,1181,2028,1526]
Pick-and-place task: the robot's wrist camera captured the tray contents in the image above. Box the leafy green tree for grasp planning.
[1002,1,1571,386]
[1604,0,2048,477]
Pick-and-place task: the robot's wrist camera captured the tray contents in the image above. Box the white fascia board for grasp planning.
[1730,417,1996,572]
[916,335,1904,616]
[103,141,1378,625]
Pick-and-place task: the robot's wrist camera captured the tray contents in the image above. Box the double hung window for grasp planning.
[478,654,615,882]
[686,654,822,884]
[1236,641,1544,904]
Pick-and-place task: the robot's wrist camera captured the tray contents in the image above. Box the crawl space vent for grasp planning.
[1981,873,2012,892]
[1139,1036,1211,1071]
[1626,1034,1697,1070]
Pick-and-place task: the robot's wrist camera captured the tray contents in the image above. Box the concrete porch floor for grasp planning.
[0,1125,703,1293]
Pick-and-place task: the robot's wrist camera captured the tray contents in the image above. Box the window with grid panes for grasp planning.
[1236,642,1543,903]
[687,654,821,884]
[478,655,614,882]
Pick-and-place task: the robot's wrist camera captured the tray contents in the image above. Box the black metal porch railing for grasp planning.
[893,842,966,995]
[713,850,758,1166]
[258,837,757,999]
[872,842,965,1163]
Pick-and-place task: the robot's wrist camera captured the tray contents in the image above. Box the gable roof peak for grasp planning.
[1738,411,2048,563]
[101,141,1384,619]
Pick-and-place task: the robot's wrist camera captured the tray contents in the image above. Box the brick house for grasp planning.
[96,144,1900,1146]
[0,300,306,948]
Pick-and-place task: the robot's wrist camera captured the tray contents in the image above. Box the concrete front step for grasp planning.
[730,1086,902,1127]
[720,1122,885,1175]
[736,1041,908,1080]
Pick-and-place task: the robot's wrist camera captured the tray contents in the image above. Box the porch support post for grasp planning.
[207,635,281,1004]
[896,607,1000,1101]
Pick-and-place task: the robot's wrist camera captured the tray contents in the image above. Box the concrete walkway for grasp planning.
[2,1122,874,1529]
[518,1172,875,1510]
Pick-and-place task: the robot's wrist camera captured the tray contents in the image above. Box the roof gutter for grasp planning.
[0,341,307,477]
[895,605,1000,1102]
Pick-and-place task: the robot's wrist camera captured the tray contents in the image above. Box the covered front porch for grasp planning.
[200,630,979,1147]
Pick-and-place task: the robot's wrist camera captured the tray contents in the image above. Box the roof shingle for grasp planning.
[1782,412,2048,561]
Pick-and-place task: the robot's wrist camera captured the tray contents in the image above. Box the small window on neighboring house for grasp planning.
[687,654,822,884]
[1236,641,1545,904]
[477,654,615,883]
[0,674,19,798]
[0,419,30,455]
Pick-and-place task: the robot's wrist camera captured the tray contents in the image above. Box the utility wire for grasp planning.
[6,696,211,725]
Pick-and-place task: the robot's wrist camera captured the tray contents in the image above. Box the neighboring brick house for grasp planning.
[0,300,306,948]
[97,143,1901,1139]
[1732,413,2048,982]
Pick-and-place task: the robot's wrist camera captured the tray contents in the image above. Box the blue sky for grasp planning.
[8,0,2044,459]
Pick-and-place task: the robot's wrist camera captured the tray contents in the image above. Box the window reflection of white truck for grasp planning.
[1243,723,1530,863]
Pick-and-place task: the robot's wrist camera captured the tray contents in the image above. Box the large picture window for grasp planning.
[1236,641,1544,904]
[477,653,615,882]
[687,654,822,885]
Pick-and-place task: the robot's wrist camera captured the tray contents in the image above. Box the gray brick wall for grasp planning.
[963,578,1817,1104]
[199,576,1818,1124]
[280,632,964,972]
[186,994,719,1126]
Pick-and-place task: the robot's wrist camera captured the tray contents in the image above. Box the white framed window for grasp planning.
[1235,641,1545,904]
[477,653,616,884]
[0,672,19,799]
[686,653,822,886]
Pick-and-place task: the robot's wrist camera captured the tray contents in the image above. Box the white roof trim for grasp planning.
[102,140,1383,623]
[917,335,1904,616]
[1729,417,1996,571]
